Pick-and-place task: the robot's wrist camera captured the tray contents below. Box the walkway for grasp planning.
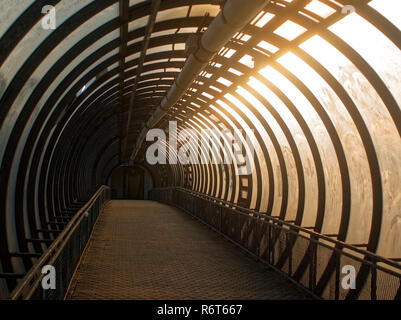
[66,200,307,300]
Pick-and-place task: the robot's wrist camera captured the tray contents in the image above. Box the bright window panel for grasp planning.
[217,77,232,87]
[239,33,252,42]
[174,43,186,51]
[210,85,222,92]
[255,12,275,28]
[239,54,255,68]
[273,20,307,40]
[222,48,236,58]
[277,50,373,245]
[228,68,243,76]
[142,69,163,76]
[251,11,265,25]
[144,58,169,66]
[130,0,146,6]
[151,29,177,38]
[125,52,140,64]
[190,4,220,17]
[245,78,298,217]
[0,0,93,101]
[166,67,181,73]
[128,36,144,46]
[251,11,275,28]
[0,0,118,160]
[300,33,401,258]
[202,92,214,99]
[178,27,198,34]
[234,87,275,212]
[156,6,189,22]
[215,97,258,207]
[257,65,321,228]
[147,44,173,55]
[0,0,33,36]
[170,58,186,62]
[77,77,96,97]
[329,12,401,112]
[209,114,220,122]
[128,15,148,32]
[304,0,336,18]
[257,40,279,53]
[369,0,401,31]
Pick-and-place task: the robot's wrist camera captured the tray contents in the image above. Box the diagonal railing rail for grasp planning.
[10,186,111,300]
[150,187,401,300]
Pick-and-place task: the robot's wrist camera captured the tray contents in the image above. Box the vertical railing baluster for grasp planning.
[335,250,340,300]
[371,259,377,300]
[309,239,317,293]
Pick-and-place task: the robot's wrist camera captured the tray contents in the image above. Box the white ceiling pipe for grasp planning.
[131,0,270,163]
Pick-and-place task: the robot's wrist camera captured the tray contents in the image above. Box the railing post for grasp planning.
[371,259,377,300]
[218,205,222,233]
[335,249,340,300]
[288,232,292,276]
[269,223,274,265]
[309,239,317,293]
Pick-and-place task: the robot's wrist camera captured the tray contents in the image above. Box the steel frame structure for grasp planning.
[0,0,400,299]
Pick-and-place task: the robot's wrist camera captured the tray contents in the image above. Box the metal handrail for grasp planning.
[153,186,401,274]
[10,185,110,300]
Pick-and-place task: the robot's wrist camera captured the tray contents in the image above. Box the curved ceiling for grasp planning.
[0,0,400,297]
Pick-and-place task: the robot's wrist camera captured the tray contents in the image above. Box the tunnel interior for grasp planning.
[0,0,401,299]
[110,165,154,199]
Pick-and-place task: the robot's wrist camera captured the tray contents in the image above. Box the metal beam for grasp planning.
[121,0,162,162]
[118,0,130,162]
[130,0,270,163]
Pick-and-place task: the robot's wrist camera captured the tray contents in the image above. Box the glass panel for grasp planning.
[251,11,275,28]
[197,112,235,201]
[311,21,401,258]
[369,0,401,31]
[151,29,177,38]
[282,46,373,245]
[147,44,172,55]
[190,4,220,17]
[257,40,279,53]
[0,0,93,100]
[217,77,232,87]
[239,54,255,68]
[273,20,307,41]
[0,0,115,161]
[156,6,189,22]
[178,27,198,34]
[215,97,258,208]
[241,82,295,218]
[129,0,146,7]
[232,88,276,212]
[260,63,340,232]
[127,36,144,46]
[128,15,148,32]
[329,13,401,120]
[247,76,300,220]
[304,0,336,19]
[0,0,34,36]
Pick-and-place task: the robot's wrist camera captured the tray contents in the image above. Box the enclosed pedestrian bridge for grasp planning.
[0,0,401,300]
